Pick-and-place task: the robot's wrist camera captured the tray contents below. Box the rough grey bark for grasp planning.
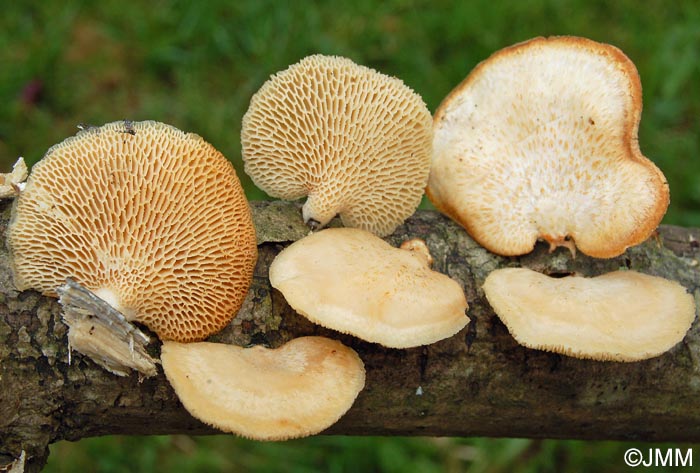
[1,199,699,472]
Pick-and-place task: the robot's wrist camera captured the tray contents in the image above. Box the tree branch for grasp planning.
[1,200,699,472]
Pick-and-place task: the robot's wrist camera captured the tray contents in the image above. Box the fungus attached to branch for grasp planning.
[241,54,433,237]
[269,228,469,348]
[427,36,669,258]
[483,268,696,361]
[161,337,366,441]
[7,121,257,343]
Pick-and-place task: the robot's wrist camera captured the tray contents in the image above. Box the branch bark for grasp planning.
[1,199,699,471]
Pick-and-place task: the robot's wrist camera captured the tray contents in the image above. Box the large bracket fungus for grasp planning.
[427,36,669,258]
[241,54,433,237]
[7,121,258,346]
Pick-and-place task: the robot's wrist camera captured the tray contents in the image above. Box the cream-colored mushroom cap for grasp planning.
[269,228,469,348]
[427,36,669,258]
[241,54,433,237]
[161,337,365,440]
[483,268,696,361]
[7,121,257,342]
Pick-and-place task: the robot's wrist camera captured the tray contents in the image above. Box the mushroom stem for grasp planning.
[304,218,322,232]
[57,278,157,378]
[301,194,338,231]
[545,235,577,258]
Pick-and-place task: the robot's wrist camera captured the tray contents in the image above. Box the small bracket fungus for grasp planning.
[161,337,365,440]
[483,268,696,361]
[7,121,257,343]
[269,228,469,348]
[427,36,669,258]
[0,157,28,198]
[241,54,433,237]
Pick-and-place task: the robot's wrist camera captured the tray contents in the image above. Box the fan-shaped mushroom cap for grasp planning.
[483,268,696,361]
[269,228,469,348]
[7,121,257,342]
[161,336,365,440]
[427,36,669,258]
[241,54,433,237]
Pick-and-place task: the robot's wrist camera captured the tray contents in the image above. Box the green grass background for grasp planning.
[1,0,699,471]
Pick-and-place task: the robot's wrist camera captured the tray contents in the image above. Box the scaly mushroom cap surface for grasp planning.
[483,268,696,361]
[427,36,669,258]
[7,121,257,342]
[161,337,365,440]
[241,54,433,237]
[269,228,469,348]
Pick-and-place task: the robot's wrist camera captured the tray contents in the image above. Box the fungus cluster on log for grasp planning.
[1,35,697,461]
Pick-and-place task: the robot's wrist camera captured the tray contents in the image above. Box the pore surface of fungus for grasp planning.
[161,336,365,440]
[241,54,433,237]
[269,228,469,348]
[483,268,696,361]
[8,121,257,342]
[427,36,669,258]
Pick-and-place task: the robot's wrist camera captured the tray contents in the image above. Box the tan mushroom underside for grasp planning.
[483,268,696,361]
[241,54,433,237]
[8,121,257,342]
[428,36,669,258]
[269,228,469,348]
[161,337,365,441]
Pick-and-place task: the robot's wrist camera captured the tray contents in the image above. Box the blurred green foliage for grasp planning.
[46,436,700,473]
[2,1,699,471]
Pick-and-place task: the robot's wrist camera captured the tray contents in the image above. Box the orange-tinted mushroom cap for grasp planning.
[427,36,669,258]
[241,54,433,237]
[7,121,257,342]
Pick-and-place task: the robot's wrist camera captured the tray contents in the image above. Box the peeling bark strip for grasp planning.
[1,199,699,472]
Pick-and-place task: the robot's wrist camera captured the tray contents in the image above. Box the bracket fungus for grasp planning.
[7,121,257,344]
[161,337,365,440]
[269,228,469,348]
[241,54,433,237]
[483,268,696,361]
[427,36,669,258]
